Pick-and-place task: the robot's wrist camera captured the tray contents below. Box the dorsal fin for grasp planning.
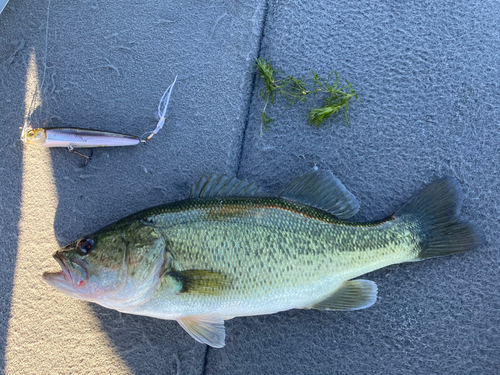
[279,170,360,219]
[189,174,264,198]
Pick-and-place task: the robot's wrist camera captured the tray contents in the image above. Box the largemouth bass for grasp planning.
[43,171,485,348]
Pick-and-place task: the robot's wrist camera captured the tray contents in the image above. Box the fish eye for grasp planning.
[77,239,94,255]
[28,131,34,136]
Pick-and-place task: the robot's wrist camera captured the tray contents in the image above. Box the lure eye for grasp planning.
[77,239,94,255]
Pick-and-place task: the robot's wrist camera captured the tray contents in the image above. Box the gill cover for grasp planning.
[43,222,166,311]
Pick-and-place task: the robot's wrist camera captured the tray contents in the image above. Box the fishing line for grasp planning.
[141,75,178,143]
[21,0,51,142]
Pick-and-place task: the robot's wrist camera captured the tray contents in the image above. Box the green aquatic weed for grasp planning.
[307,71,358,127]
[255,57,358,133]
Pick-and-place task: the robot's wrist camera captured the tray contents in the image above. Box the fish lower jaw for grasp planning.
[42,271,89,301]
[42,271,67,286]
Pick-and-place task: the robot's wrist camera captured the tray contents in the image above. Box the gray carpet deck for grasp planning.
[0,1,498,374]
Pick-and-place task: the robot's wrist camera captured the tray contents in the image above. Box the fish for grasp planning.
[42,171,485,348]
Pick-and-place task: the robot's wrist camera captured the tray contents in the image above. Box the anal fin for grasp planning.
[177,315,225,348]
[309,279,378,311]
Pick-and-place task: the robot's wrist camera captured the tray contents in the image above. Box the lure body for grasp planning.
[24,127,141,148]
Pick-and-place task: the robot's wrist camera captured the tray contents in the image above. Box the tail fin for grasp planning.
[396,177,485,260]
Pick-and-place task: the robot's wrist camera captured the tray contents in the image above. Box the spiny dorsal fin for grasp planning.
[279,170,360,219]
[168,270,232,295]
[308,279,377,311]
[177,315,225,348]
[189,174,264,198]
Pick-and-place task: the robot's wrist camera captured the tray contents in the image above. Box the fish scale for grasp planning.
[132,198,417,318]
[43,171,485,348]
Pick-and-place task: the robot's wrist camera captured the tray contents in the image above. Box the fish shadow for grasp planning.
[91,304,206,375]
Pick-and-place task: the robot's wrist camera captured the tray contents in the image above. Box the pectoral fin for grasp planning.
[309,280,378,311]
[168,270,232,295]
[177,315,225,348]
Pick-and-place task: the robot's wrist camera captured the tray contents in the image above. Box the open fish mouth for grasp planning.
[42,252,89,290]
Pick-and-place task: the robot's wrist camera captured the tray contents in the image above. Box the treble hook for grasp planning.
[68,145,93,165]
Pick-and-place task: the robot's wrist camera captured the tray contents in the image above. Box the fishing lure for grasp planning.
[22,76,177,162]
